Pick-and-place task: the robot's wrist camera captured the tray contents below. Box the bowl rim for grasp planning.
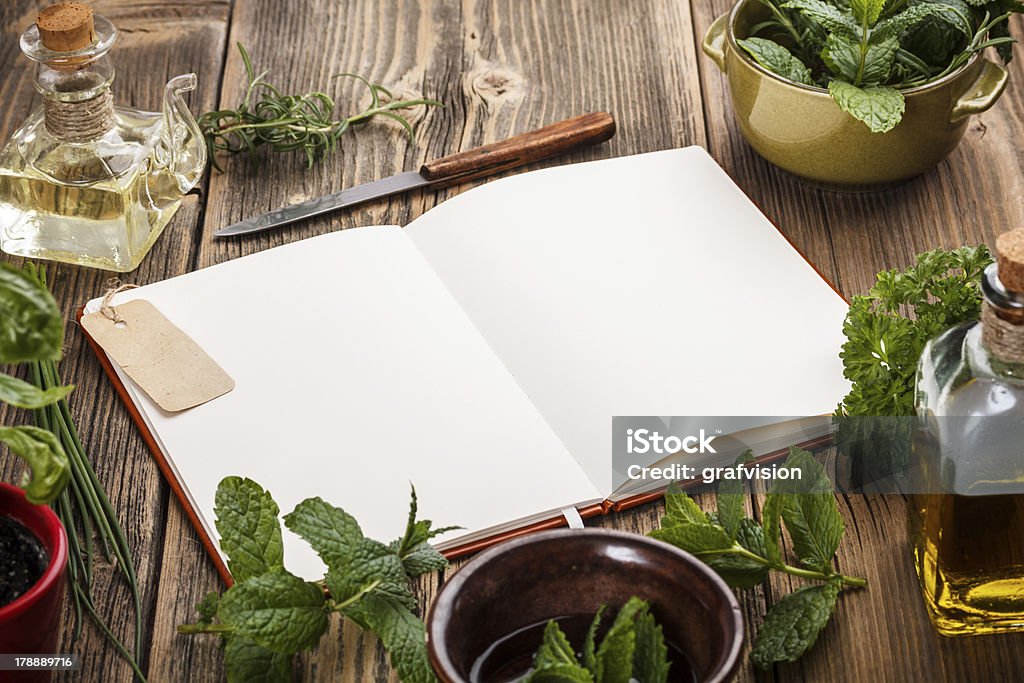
[725,0,981,96]
[427,527,744,683]
[0,482,69,621]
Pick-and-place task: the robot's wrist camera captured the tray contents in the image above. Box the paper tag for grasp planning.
[81,299,234,412]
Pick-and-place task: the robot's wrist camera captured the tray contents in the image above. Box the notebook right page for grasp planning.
[406,147,851,494]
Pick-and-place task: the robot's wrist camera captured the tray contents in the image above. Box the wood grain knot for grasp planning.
[470,66,525,103]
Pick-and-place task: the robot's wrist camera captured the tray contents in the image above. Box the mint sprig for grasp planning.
[649,448,866,668]
[178,478,450,682]
[525,597,671,683]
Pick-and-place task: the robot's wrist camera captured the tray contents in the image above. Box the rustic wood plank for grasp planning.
[0,1,230,681]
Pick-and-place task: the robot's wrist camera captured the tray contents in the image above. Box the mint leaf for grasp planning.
[594,597,644,683]
[650,522,733,555]
[0,373,73,409]
[633,607,671,683]
[663,484,708,526]
[527,666,594,682]
[872,2,972,42]
[821,34,861,81]
[534,620,581,668]
[283,496,362,567]
[717,452,753,540]
[760,490,786,566]
[195,591,220,626]
[396,545,449,577]
[224,636,293,683]
[828,81,905,132]
[391,485,453,577]
[581,606,604,674]
[0,263,63,364]
[706,518,770,587]
[850,0,886,25]
[0,425,70,504]
[355,593,437,683]
[751,582,840,668]
[782,0,860,39]
[215,477,285,582]
[327,537,414,610]
[779,449,844,572]
[860,36,899,84]
[218,570,329,653]
[736,38,814,86]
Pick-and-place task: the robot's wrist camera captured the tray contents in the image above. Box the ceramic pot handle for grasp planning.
[703,12,729,72]
[951,59,1008,123]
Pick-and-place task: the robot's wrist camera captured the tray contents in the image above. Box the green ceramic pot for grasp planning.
[703,0,1009,187]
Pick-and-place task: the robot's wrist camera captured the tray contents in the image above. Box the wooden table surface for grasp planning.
[2,1,1024,681]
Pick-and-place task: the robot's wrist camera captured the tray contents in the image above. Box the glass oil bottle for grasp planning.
[0,2,206,272]
[910,229,1024,636]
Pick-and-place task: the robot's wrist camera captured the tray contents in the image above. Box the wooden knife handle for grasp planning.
[420,112,616,185]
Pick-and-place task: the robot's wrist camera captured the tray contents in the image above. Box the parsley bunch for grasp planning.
[649,449,866,668]
[738,0,1021,132]
[836,244,992,418]
[526,597,671,683]
[178,478,456,683]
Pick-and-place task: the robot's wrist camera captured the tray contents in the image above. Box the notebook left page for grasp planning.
[86,227,601,580]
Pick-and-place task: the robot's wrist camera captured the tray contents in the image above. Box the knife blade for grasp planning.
[213,111,616,238]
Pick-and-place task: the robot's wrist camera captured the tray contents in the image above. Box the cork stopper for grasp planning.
[996,229,1024,293]
[37,2,95,52]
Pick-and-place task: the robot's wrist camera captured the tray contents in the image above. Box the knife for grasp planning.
[214,112,616,238]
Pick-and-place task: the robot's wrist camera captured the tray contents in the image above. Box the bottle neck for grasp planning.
[981,301,1024,365]
[43,87,114,142]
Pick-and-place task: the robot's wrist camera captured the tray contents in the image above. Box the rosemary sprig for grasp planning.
[200,43,442,170]
[26,265,146,682]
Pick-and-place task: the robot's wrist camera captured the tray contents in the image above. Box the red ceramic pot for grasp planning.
[0,483,68,683]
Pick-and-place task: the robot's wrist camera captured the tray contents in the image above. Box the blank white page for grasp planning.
[86,227,600,580]
[407,148,851,493]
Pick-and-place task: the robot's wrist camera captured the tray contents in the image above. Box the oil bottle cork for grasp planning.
[37,2,95,52]
[996,228,1024,293]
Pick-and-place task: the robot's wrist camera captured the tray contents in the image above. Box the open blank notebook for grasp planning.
[84,147,851,581]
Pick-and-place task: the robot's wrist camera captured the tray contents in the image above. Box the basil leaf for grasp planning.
[215,477,285,582]
[828,81,905,132]
[0,425,70,504]
[0,372,73,409]
[0,263,64,364]
[737,38,815,86]
[751,582,840,668]
[218,570,329,654]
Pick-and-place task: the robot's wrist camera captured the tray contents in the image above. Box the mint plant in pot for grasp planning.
[703,0,1019,186]
[0,263,72,681]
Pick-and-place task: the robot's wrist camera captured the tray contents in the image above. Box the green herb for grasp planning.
[649,448,866,668]
[0,263,69,505]
[836,244,992,418]
[737,0,1021,132]
[200,43,443,170]
[179,478,454,683]
[21,265,146,681]
[524,597,670,683]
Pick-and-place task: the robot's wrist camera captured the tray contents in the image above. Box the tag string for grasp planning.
[100,280,140,325]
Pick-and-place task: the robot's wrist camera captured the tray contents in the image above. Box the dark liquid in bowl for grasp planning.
[470,614,698,683]
[0,515,49,607]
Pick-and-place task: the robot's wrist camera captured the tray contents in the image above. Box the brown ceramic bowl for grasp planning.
[427,528,742,683]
